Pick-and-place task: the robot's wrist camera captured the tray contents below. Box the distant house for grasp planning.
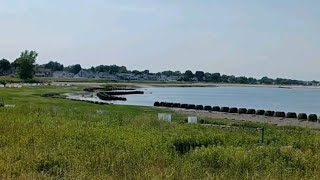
[167,76,179,81]
[35,68,52,77]
[1,67,16,76]
[74,70,95,78]
[95,72,118,80]
[116,73,136,80]
[53,71,74,78]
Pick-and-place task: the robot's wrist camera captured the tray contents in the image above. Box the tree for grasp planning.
[161,70,174,77]
[221,75,229,83]
[16,50,38,79]
[0,59,11,75]
[43,61,64,71]
[260,76,273,85]
[90,66,96,73]
[236,76,249,84]
[210,73,221,83]
[66,64,82,74]
[195,71,205,81]
[184,70,193,79]
[173,71,181,76]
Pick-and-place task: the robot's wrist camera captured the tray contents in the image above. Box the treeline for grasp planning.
[0,51,319,85]
[37,61,320,85]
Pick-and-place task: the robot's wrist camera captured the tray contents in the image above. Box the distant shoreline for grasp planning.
[50,81,320,90]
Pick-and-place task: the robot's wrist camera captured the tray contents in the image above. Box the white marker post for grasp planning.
[158,113,172,123]
[188,116,198,124]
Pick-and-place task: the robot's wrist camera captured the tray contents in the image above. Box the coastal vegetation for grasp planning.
[1,86,320,179]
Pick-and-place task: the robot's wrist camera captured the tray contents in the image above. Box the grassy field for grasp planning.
[1,86,320,179]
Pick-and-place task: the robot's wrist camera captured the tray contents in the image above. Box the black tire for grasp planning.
[204,106,212,111]
[247,109,256,114]
[238,108,247,114]
[187,104,196,109]
[264,110,274,116]
[274,111,286,117]
[286,112,297,118]
[308,114,318,122]
[256,110,265,115]
[180,104,188,108]
[196,105,204,110]
[228,107,238,113]
[172,103,181,108]
[220,107,229,112]
[212,106,221,111]
[298,113,308,120]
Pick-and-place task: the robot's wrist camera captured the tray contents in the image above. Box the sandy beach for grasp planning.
[159,107,320,129]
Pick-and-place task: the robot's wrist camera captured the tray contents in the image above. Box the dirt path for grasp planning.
[159,107,320,129]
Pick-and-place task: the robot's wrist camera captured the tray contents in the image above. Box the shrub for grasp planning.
[274,111,286,117]
[286,112,297,119]
[238,108,247,114]
[153,102,160,106]
[159,102,165,106]
[228,107,238,113]
[187,104,196,109]
[180,104,188,108]
[212,106,221,111]
[247,109,256,114]
[220,107,229,112]
[256,110,265,115]
[308,114,318,122]
[195,105,204,110]
[264,110,274,116]
[204,106,212,111]
[298,113,308,120]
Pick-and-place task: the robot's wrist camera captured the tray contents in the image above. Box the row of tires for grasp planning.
[97,92,127,101]
[67,98,109,105]
[154,102,318,122]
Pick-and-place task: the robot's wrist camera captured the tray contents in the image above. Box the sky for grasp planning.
[0,0,320,80]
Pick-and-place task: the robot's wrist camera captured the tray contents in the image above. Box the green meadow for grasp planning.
[1,86,320,179]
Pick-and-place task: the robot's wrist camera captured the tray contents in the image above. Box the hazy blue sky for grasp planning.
[0,0,319,80]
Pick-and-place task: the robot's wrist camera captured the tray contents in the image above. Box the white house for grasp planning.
[74,70,95,78]
[53,71,74,78]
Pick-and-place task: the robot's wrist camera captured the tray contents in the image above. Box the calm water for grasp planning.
[112,87,320,115]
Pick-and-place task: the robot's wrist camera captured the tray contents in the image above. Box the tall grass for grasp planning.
[1,87,320,179]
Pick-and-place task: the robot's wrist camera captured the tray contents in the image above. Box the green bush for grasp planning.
[153,102,160,106]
